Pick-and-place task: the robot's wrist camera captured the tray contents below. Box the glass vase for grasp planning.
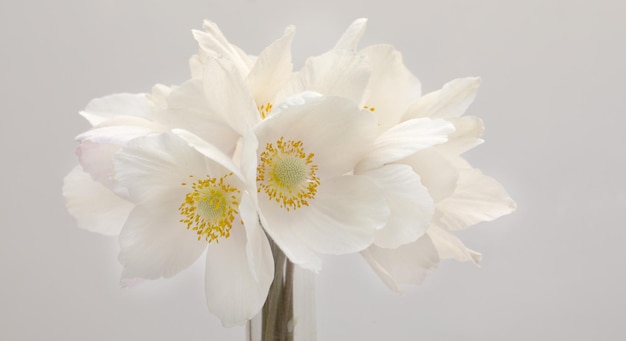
[247,239,316,341]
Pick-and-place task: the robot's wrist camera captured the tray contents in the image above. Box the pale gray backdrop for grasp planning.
[1,0,624,340]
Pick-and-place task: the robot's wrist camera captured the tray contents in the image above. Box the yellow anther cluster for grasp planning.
[257,137,320,211]
[179,173,240,243]
[363,105,376,112]
[258,102,274,119]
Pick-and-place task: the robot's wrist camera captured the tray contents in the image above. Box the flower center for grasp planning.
[179,174,240,243]
[258,102,273,119]
[257,137,320,211]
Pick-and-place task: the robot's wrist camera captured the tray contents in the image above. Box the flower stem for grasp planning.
[258,237,294,341]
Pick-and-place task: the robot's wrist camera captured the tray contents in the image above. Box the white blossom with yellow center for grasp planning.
[243,94,390,272]
[112,132,274,326]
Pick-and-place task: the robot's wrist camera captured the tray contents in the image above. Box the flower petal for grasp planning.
[290,175,389,255]
[436,167,517,230]
[361,234,439,292]
[202,57,260,135]
[171,128,244,181]
[256,95,377,178]
[119,196,207,279]
[361,44,422,128]
[275,49,371,105]
[240,192,274,284]
[334,18,368,50]
[403,77,481,119]
[246,26,295,106]
[113,133,208,203]
[360,164,434,248]
[76,118,163,145]
[402,149,459,203]
[80,93,151,126]
[356,117,454,172]
[204,217,272,327]
[75,119,164,192]
[436,116,485,155]
[63,166,133,235]
[427,225,481,264]
[75,141,121,190]
[192,20,253,77]
[257,201,322,272]
[159,79,240,154]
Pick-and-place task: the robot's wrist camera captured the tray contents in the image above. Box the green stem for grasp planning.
[262,237,296,341]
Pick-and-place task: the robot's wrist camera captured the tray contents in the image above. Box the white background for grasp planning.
[1,0,625,340]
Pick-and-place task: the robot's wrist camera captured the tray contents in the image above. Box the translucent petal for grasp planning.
[240,193,274,283]
[361,235,439,292]
[360,164,434,248]
[63,166,133,236]
[159,79,240,154]
[258,200,322,272]
[427,225,481,264]
[119,196,207,279]
[275,49,371,105]
[202,57,260,135]
[404,77,481,119]
[356,117,454,172]
[204,217,273,327]
[75,141,120,190]
[113,133,208,203]
[80,93,151,126]
[402,149,459,203]
[192,20,253,77]
[361,44,421,128]
[246,26,295,106]
[172,129,244,181]
[334,18,368,50]
[436,116,485,155]
[436,168,517,230]
[290,175,389,255]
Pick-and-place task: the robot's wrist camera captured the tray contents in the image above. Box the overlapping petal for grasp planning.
[361,235,439,292]
[403,77,481,120]
[359,164,433,248]
[356,117,454,172]
[63,166,133,235]
[80,93,152,126]
[204,211,273,326]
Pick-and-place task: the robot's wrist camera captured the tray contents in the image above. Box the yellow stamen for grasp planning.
[258,102,274,119]
[257,137,320,211]
[179,173,240,243]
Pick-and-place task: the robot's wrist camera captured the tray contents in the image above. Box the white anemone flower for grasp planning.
[64,76,241,235]
[362,79,517,291]
[191,20,296,122]
[320,19,516,290]
[111,131,274,326]
[242,94,390,271]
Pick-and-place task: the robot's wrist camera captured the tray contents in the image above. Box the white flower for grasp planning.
[318,19,516,290]
[362,79,517,291]
[192,20,296,127]
[64,77,241,235]
[241,94,390,271]
[111,131,274,326]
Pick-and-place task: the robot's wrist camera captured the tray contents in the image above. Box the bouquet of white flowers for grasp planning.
[63,18,515,341]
